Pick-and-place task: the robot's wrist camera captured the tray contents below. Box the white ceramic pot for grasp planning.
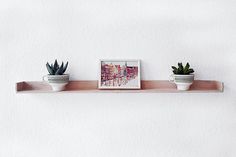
[43,74,69,92]
[170,74,194,91]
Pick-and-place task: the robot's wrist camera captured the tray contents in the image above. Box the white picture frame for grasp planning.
[98,59,141,89]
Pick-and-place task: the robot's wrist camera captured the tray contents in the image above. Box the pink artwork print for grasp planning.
[99,60,140,89]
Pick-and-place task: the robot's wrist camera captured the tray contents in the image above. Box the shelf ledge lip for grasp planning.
[16,80,224,93]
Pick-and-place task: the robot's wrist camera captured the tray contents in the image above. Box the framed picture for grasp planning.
[99,59,141,89]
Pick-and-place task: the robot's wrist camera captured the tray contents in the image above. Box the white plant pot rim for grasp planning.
[47,74,69,76]
[175,82,193,85]
[49,82,68,85]
[172,74,194,76]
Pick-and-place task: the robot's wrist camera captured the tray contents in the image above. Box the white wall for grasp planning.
[1,0,236,157]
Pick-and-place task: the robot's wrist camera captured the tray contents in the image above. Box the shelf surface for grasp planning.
[16,80,224,93]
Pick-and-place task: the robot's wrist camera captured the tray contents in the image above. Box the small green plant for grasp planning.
[46,59,68,75]
[171,62,194,75]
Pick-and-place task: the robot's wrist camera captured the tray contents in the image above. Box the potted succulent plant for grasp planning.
[43,59,69,92]
[171,62,194,91]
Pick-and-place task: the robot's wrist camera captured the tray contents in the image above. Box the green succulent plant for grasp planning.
[172,62,194,75]
[46,59,68,75]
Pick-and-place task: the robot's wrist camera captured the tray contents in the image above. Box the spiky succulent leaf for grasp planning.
[62,61,68,73]
[54,59,59,71]
[188,68,194,74]
[171,66,178,74]
[55,62,64,75]
[46,63,54,75]
[51,64,54,70]
[172,66,177,70]
[185,63,190,70]
[183,63,190,74]
[178,63,183,73]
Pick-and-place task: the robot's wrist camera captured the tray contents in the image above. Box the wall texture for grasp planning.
[1,0,236,157]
